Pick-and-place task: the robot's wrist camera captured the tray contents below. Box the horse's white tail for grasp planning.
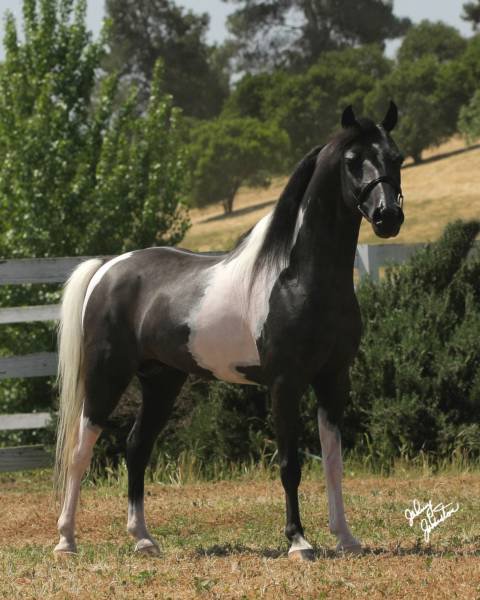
[54,258,103,499]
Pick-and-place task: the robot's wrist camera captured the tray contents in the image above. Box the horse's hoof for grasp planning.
[134,538,161,556]
[53,543,78,559]
[288,549,315,562]
[336,542,362,555]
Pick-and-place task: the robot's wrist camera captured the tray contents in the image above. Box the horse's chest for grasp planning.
[259,287,361,369]
[186,267,270,384]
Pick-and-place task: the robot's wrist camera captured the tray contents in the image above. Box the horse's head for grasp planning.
[339,102,404,239]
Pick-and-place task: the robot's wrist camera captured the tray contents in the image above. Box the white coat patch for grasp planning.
[187,211,296,384]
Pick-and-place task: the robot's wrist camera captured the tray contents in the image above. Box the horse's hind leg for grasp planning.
[55,350,135,556]
[55,415,102,554]
[126,364,187,555]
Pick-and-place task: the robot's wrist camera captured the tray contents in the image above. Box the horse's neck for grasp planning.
[292,167,361,290]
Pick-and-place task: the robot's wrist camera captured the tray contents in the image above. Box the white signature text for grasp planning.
[404,498,460,542]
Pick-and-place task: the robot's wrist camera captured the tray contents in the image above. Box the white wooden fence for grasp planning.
[0,256,89,472]
[0,244,425,472]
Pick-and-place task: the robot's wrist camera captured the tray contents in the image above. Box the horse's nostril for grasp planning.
[377,206,404,223]
[372,207,383,224]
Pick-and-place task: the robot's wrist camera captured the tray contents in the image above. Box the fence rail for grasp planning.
[0,304,60,325]
[0,256,91,285]
[0,243,430,471]
[0,352,58,380]
[0,412,51,430]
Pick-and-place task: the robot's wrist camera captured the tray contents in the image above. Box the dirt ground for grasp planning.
[0,470,479,598]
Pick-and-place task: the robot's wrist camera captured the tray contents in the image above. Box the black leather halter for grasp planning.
[356,175,404,222]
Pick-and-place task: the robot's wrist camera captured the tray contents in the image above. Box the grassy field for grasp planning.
[182,137,480,252]
[1,465,479,599]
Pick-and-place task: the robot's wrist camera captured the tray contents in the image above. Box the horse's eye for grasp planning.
[345,153,362,170]
[345,153,360,164]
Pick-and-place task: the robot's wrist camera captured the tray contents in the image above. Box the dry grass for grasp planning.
[182,137,480,252]
[1,469,479,598]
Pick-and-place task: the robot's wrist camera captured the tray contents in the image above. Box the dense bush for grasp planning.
[348,220,480,464]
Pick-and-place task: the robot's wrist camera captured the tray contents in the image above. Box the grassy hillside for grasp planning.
[182,137,480,252]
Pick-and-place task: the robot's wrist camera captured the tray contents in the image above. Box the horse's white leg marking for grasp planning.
[318,408,361,553]
[54,415,101,554]
[288,533,313,557]
[127,500,160,555]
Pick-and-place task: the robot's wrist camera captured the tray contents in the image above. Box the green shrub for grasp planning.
[348,220,480,466]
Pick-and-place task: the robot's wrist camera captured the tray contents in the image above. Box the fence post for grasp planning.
[366,245,381,282]
[356,245,382,281]
[356,245,370,280]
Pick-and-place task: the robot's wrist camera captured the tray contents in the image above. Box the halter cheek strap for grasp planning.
[356,176,404,222]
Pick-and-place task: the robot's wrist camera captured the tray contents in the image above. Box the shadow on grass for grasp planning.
[199,199,276,225]
[195,543,349,560]
[195,542,480,560]
[195,543,285,559]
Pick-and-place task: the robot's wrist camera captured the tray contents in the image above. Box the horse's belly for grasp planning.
[187,311,260,384]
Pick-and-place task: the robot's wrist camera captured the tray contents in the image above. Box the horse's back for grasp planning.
[82,247,224,374]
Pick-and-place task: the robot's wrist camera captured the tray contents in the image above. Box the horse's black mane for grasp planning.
[249,118,378,287]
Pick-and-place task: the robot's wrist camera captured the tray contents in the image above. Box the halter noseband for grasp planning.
[356,175,404,222]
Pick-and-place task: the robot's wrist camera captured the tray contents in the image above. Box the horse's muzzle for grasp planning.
[372,206,405,238]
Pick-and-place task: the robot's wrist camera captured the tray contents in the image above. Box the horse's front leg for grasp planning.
[313,370,361,553]
[271,377,314,561]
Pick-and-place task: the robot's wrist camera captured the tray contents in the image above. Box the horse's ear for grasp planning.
[382,101,398,132]
[341,105,357,129]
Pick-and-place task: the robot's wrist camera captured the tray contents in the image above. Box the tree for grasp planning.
[222,72,282,121]
[224,0,410,72]
[462,1,480,31]
[366,57,446,163]
[189,117,289,214]
[0,1,189,258]
[104,0,229,118]
[224,45,392,158]
[366,22,470,163]
[435,45,480,140]
[276,45,392,156]
[0,0,189,419]
[397,20,467,64]
[458,89,480,143]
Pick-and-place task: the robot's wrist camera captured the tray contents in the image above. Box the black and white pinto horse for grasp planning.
[54,103,404,560]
